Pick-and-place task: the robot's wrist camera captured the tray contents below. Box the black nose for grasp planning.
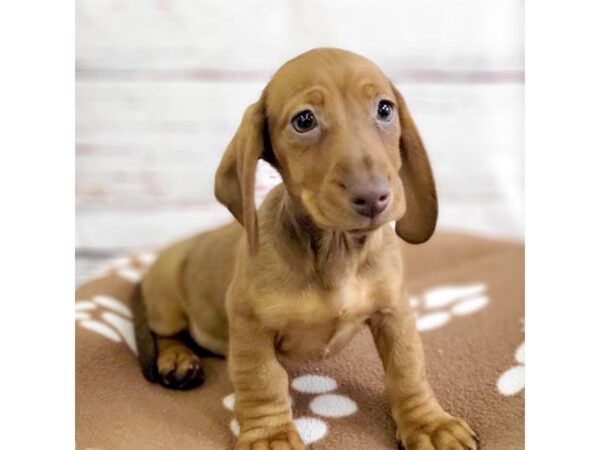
[350,177,391,219]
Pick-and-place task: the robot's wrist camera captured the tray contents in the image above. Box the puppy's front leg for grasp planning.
[228,314,304,450]
[369,298,477,450]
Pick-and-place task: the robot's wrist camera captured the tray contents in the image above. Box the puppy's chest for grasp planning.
[259,278,383,361]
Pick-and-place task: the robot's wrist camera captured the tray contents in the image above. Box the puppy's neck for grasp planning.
[276,188,382,289]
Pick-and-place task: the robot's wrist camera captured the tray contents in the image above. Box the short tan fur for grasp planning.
[134,48,476,450]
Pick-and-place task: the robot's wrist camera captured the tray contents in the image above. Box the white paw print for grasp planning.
[223,374,357,445]
[497,341,525,396]
[76,295,138,354]
[410,283,489,332]
[90,251,157,283]
[76,252,159,351]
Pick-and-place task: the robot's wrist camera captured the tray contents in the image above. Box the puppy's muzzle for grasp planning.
[347,175,391,219]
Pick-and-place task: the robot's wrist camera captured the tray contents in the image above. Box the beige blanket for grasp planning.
[76,232,524,449]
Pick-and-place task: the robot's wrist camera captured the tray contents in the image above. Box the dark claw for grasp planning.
[178,365,204,390]
[397,443,406,450]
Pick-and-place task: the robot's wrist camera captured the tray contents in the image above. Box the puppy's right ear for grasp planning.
[214,92,268,255]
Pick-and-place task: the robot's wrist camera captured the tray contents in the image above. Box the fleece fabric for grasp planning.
[75,232,524,450]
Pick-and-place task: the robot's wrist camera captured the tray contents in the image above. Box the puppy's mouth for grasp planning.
[346,222,385,234]
[348,227,376,233]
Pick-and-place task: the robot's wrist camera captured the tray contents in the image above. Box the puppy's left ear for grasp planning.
[392,85,438,244]
[214,90,269,255]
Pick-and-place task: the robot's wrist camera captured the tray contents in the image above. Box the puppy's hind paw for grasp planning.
[156,346,204,390]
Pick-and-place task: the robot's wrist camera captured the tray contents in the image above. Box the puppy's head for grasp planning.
[215,48,437,254]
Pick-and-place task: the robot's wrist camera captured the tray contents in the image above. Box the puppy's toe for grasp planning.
[399,413,477,450]
[236,425,304,450]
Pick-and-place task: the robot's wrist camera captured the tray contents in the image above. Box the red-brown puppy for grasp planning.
[134,48,477,450]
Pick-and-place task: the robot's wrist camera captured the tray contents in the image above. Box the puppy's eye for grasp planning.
[291,110,317,133]
[376,100,394,122]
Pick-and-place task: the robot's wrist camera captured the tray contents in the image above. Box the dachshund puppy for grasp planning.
[133,48,477,450]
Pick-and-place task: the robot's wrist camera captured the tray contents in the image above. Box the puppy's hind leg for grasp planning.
[131,284,204,390]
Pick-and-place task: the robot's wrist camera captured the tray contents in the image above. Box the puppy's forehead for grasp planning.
[266,49,390,110]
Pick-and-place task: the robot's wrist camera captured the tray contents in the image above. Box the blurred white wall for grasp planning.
[76,0,523,74]
[76,0,523,257]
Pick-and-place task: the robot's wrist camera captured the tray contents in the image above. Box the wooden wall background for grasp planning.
[76,0,524,284]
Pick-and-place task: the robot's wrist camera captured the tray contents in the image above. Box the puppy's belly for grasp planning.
[275,320,366,362]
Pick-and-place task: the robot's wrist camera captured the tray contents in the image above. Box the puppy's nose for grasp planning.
[350,177,391,219]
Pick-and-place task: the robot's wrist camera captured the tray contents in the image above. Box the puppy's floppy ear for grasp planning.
[214,91,269,255]
[392,85,438,244]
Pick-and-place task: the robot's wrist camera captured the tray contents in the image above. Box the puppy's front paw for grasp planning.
[236,422,305,450]
[398,413,477,450]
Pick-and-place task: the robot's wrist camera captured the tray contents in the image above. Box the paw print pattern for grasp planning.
[497,341,525,396]
[91,251,157,284]
[76,252,159,353]
[76,295,137,354]
[410,283,489,332]
[223,374,357,445]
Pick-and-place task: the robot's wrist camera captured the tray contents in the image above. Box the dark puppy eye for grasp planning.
[376,100,394,122]
[292,110,317,133]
